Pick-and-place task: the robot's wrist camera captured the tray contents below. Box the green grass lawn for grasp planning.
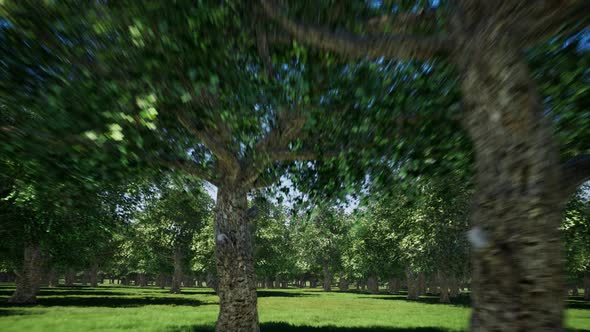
[0,284,588,331]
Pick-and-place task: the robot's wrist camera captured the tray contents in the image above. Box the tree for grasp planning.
[262,1,590,330]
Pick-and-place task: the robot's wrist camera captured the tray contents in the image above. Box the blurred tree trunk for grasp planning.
[387,277,400,294]
[584,273,590,301]
[322,259,331,292]
[65,269,75,286]
[171,248,183,294]
[367,273,379,294]
[438,272,450,303]
[89,264,98,287]
[47,268,59,288]
[9,243,43,304]
[406,268,419,300]
[338,277,349,291]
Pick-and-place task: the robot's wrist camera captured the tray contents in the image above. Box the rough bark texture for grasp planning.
[214,186,259,332]
[171,248,183,294]
[322,259,332,292]
[9,243,43,304]
[367,273,379,294]
[454,13,565,330]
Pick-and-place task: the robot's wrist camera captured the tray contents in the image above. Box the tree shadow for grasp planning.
[359,294,471,308]
[566,297,590,310]
[257,291,316,298]
[169,323,453,332]
[0,296,214,308]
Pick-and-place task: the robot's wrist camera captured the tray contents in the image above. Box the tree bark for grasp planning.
[338,277,349,291]
[322,259,331,292]
[214,186,259,332]
[387,277,400,294]
[47,268,59,288]
[457,27,565,331]
[171,247,183,294]
[405,267,419,300]
[438,272,450,303]
[89,264,98,287]
[139,273,148,287]
[367,273,379,294]
[9,243,43,304]
[65,269,76,286]
[156,273,165,289]
[584,273,590,301]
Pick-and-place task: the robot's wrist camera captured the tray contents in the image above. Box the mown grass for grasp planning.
[0,283,588,332]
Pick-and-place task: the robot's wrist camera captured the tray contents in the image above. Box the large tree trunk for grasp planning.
[214,186,259,332]
[367,273,379,294]
[9,243,43,304]
[458,30,564,331]
[405,267,419,300]
[322,259,331,292]
[171,247,183,294]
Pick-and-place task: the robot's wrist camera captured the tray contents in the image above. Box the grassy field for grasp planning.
[0,284,588,332]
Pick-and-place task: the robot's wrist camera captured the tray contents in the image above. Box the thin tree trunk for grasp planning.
[171,247,183,294]
[156,273,165,289]
[322,259,331,292]
[9,243,43,304]
[65,269,76,286]
[449,275,459,298]
[214,186,259,332]
[206,272,219,294]
[418,272,426,296]
[458,32,564,331]
[139,273,148,287]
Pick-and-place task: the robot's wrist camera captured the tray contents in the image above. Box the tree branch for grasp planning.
[561,154,590,198]
[171,109,239,177]
[260,0,451,61]
[519,1,590,45]
[156,159,218,185]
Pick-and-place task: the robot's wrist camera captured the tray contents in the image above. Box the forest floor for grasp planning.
[0,283,588,332]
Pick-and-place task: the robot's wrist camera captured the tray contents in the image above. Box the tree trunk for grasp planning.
[418,272,426,296]
[457,30,565,331]
[65,269,76,286]
[449,276,459,298]
[406,267,419,300]
[367,273,379,294]
[89,264,98,287]
[387,277,400,294]
[156,273,165,289]
[9,243,43,304]
[47,268,59,288]
[171,247,183,294]
[438,272,450,303]
[584,273,590,301]
[139,273,148,287]
[338,277,349,291]
[214,186,259,332]
[322,259,331,292]
[206,272,219,294]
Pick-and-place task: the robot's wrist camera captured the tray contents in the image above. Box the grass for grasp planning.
[0,283,588,332]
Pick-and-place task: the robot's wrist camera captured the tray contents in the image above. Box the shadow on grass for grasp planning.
[169,323,452,332]
[566,297,590,310]
[358,294,471,308]
[0,296,213,308]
